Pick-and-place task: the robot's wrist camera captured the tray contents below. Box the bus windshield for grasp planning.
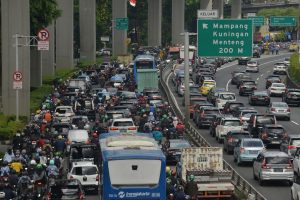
[136,60,154,69]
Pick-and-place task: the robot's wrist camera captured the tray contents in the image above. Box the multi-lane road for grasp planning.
[166,53,296,200]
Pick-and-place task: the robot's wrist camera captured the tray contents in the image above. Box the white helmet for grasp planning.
[30,159,37,165]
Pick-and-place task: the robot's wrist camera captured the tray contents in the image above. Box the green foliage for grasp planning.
[30,0,61,35]
[289,53,300,84]
[30,85,53,112]
[257,7,300,19]
[0,115,26,140]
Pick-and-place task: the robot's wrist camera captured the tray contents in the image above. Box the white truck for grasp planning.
[176,147,234,199]
[215,117,243,143]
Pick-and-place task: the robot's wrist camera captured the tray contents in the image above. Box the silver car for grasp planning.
[266,102,291,121]
[253,151,293,186]
[246,61,259,73]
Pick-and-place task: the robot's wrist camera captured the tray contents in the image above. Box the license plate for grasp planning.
[277,110,284,112]
[274,168,283,172]
[249,150,258,154]
[271,141,280,144]
[120,129,127,132]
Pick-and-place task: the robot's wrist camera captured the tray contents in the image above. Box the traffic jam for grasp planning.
[0,44,299,200]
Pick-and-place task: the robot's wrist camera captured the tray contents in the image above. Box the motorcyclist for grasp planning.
[46,160,59,177]
[166,178,175,200]
[28,159,37,178]
[39,151,47,166]
[54,135,66,153]
[147,112,155,122]
[12,133,22,150]
[174,185,187,200]
[20,149,29,164]
[185,175,198,200]
[91,132,99,146]
[0,161,10,176]
[17,170,32,195]
[3,180,15,200]
[170,170,178,186]
[33,164,47,185]
[10,157,22,174]
[152,128,163,143]
[8,170,18,190]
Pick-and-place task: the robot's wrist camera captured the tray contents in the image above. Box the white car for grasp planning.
[215,117,243,143]
[109,118,137,134]
[67,130,90,151]
[284,57,290,66]
[54,106,75,121]
[273,62,287,75]
[268,83,286,97]
[67,161,99,193]
[215,92,236,109]
[246,61,259,73]
[177,80,194,97]
[291,176,300,200]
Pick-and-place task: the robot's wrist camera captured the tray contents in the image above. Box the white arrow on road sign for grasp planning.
[203,24,208,29]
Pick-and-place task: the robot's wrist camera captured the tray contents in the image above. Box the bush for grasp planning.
[0,114,26,140]
[289,53,300,84]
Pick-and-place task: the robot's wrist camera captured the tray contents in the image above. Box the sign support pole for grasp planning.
[15,34,19,121]
[183,32,190,126]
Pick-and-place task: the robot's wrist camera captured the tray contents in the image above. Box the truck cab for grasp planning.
[215,117,243,143]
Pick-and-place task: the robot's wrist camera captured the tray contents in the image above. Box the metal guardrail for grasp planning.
[159,63,267,200]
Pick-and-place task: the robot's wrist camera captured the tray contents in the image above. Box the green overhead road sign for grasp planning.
[247,16,264,26]
[116,18,128,30]
[270,16,297,26]
[197,19,253,57]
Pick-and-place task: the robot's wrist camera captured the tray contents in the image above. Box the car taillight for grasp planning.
[110,127,119,131]
[262,133,268,139]
[228,137,234,143]
[253,86,257,90]
[271,108,276,111]
[288,145,297,149]
[261,159,270,169]
[96,174,99,181]
[287,108,291,112]
[47,192,51,200]
[200,112,204,118]
[286,160,293,169]
[70,175,73,179]
[128,127,137,130]
[283,132,288,139]
[79,192,83,200]
[240,147,245,153]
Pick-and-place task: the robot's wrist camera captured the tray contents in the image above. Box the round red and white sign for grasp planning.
[13,71,23,81]
[38,29,50,41]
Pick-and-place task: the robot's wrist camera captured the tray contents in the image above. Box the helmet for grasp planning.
[178,185,184,191]
[92,132,98,138]
[149,112,153,116]
[49,160,55,165]
[173,117,178,120]
[30,160,37,165]
[163,114,167,118]
[166,166,171,174]
[21,149,26,154]
[36,110,41,114]
[36,164,43,170]
[189,174,195,181]
[58,135,63,139]
[16,133,21,137]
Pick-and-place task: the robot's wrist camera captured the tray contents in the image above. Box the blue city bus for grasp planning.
[133,54,156,82]
[99,133,166,200]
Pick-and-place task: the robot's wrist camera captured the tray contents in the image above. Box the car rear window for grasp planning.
[256,116,275,124]
[265,157,290,164]
[289,92,300,97]
[267,127,285,134]
[204,109,219,115]
[72,166,97,175]
[292,139,300,146]
[113,121,134,126]
[243,140,263,147]
[224,120,241,126]
[219,94,235,100]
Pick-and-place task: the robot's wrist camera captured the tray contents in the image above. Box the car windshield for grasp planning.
[224,120,241,126]
[244,82,255,86]
[220,94,235,100]
[203,82,215,87]
[205,109,220,115]
[72,166,97,175]
[256,116,275,124]
[113,121,134,126]
[266,156,290,164]
[242,111,257,118]
[243,140,263,147]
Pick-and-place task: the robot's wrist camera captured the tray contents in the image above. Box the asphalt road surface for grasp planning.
[167,52,294,200]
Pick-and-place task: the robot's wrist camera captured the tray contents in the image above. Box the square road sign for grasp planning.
[197,19,253,57]
[116,18,128,30]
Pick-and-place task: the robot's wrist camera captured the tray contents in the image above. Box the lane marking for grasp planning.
[226,79,232,91]
[260,74,264,77]
[267,70,270,73]
[292,121,299,126]
[256,77,260,81]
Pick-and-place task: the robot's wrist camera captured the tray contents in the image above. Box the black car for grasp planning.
[195,106,221,128]
[282,88,300,106]
[222,102,244,115]
[231,71,246,85]
[247,114,277,138]
[258,124,287,147]
[252,48,261,58]
[239,80,257,96]
[236,74,252,88]
[68,143,99,168]
[248,91,270,106]
[223,130,251,154]
[265,75,281,89]
[45,179,85,200]
[238,57,251,65]
[164,139,191,164]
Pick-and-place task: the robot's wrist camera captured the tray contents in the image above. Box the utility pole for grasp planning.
[182,32,197,127]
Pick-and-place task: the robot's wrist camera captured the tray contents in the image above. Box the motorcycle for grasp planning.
[34,180,45,199]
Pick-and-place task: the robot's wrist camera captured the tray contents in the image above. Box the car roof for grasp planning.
[112,118,134,122]
[71,161,98,167]
[263,124,284,128]
[288,134,300,139]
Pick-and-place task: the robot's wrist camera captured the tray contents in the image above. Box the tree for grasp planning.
[30,0,61,35]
